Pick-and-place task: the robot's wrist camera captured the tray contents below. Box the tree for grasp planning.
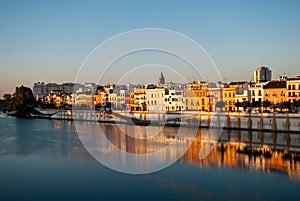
[0,99,5,111]
[3,94,12,102]
[95,103,102,111]
[292,100,300,113]
[105,102,112,112]
[215,101,225,111]
[251,101,261,112]
[234,101,243,112]
[262,100,272,112]
[242,101,250,112]
[2,93,12,111]
[281,101,292,112]
[11,86,36,117]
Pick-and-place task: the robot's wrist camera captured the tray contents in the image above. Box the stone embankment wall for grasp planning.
[34,109,300,133]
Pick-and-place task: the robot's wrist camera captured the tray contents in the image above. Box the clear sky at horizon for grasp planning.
[0,0,300,97]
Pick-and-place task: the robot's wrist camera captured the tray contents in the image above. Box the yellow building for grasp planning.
[223,87,235,112]
[184,81,209,111]
[130,88,146,111]
[263,81,286,104]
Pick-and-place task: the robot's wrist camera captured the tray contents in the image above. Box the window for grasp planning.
[252,91,255,96]
[258,90,262,96]
[288,85,291,90]
[202,98,205,105]
[292,85,295,90]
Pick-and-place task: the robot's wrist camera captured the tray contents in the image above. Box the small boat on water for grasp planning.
[130,117,151,126]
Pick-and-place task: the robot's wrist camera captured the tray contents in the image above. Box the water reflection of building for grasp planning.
[180,129,300,181]
[74,122,300,180]
[108,125,300,180]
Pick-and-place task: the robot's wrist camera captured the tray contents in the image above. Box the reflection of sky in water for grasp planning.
[0,114,300,200]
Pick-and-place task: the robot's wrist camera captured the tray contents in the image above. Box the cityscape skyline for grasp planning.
[1,1,300,97]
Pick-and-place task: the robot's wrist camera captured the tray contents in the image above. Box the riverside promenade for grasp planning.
[32,109,300,133]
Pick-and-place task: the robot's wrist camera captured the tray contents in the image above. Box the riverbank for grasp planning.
[25,109,300,133]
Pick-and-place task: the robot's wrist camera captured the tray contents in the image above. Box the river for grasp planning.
[0,112,299,201]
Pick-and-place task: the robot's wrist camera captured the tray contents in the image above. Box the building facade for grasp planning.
[184,81,209,111]
[287,76,300,103]
[223,87,235,112]
[263,81,287,104]
[130,88,146,111]
[164,89,184,111]
[207,83,223,112]
[254,66,272,83]
[249,84,264,103]
[145,88,165,112]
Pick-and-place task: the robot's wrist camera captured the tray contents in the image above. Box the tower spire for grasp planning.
[158,70,165,85]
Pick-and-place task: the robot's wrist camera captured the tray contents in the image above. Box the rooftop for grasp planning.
[263,81,286,89]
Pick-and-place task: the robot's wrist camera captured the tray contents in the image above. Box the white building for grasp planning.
[249,83,264,103]
[116,89,128,110]
[61,83,74,94]
[164,89,184,111]
[108,92,117,109]
[33,82,46,100]
[287,76,300,102]
[235,82,250,104]
[145,87,165,112]
[208,83,223,112]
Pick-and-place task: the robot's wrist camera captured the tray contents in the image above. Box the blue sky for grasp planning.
[0,0,300,96]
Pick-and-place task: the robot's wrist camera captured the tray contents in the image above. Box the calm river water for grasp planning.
[0,112,300,201]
